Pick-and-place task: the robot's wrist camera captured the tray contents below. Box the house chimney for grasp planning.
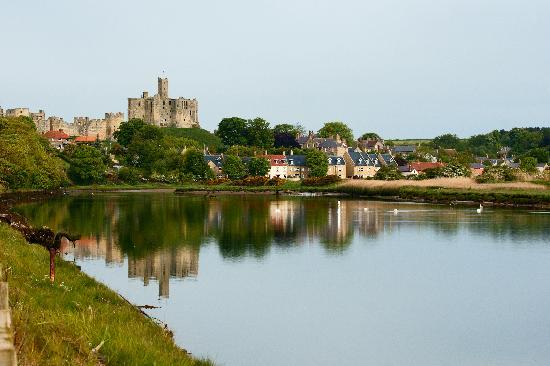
[290,149,294,155]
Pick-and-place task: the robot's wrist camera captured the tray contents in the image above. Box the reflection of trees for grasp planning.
[16,195,550,263]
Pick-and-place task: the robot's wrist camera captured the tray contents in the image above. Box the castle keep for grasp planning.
[128,77,199,128]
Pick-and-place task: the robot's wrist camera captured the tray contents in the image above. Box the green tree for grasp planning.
[359,132,381,140]
[273,123,305,136]
[216,117,248,146]
[126,125,165,175]
[305,149,328,177]
[113,119,147,147]
[247,157,270,177]
[374,166,403,180]
[432,133,461,149]
[222,155,247,180]
[318,121,354,145]
[182,149,213,180]
[68,145,106,184]
[523,147,549,163]
[520,157,537,173]
[246,118,274,148]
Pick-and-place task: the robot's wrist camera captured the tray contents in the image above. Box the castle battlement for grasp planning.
[128,77,199,128]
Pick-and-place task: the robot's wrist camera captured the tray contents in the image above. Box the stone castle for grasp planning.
[0,107,124,140]
[128,77,199,128]
[0,76,197,140]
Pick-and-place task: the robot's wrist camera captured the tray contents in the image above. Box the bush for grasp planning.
[206,178,230,186]
[267,177,286,186]
[302,175,341,186]
[117,167,140,184]
[232,176,270,186]
[374,166,403,180]
[476,165,517,183]
[68,145,107,185]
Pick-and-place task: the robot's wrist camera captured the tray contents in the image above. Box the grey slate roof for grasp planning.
[286,155,306,166]
[392,145,416,153]
[204,154,223,168]
[328,156,345,165]
[347,148,374,166]
[380,154,396,165]
[470,163,484,169]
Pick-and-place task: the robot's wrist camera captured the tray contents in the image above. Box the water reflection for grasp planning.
[16,193,550,298]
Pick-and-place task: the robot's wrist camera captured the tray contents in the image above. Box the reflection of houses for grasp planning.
[61,235,124,264]
[128,247,199,298]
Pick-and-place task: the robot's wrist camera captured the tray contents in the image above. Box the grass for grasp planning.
[0,223,211,366]
[172,178,550,206]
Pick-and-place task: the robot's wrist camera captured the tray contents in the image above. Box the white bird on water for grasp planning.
[476,204,483,214]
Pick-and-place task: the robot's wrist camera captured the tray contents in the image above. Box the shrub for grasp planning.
[232,176,270,186]
[374,166,403,180]
[117,167,140,184]
[476,165,517,183]
[206,178,230,186]
[267,177,286,186]
[302,175,341,186]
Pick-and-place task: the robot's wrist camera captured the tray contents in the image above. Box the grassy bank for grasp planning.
[0,224,211,366]
[173,179,550,207]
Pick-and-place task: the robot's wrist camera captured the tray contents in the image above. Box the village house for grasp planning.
[469,163,485,176]
[327,156,346,179]
[398,165,418,177]
[391,145,417,155]
[264,155,288,178]
[296,131,348,155]
[358,138,385,152]
[43,129,70,150]
[74,136,98,144]
[204,154,225,177]
[343,148,379,178]
[286,154,308,179]
[378,153,397,166]
[536,163,548,172]
[409,162,445,174]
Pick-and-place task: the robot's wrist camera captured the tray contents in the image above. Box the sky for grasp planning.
[1,0,549,139]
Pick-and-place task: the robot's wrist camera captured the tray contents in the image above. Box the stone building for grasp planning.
[128,77,199,128]
[73,112,124,140]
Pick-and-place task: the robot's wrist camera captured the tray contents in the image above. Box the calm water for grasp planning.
[16,193,550,366]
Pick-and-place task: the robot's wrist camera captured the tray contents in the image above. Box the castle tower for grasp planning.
[158,77,168,98]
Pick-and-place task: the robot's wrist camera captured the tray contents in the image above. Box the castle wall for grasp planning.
[128,77,199,128]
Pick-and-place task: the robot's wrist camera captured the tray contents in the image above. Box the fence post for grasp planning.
[0,264,17,365]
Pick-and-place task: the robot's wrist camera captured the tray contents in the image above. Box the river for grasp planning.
[15,192,550,366]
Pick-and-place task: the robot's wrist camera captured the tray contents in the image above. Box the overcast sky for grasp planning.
[1,0,549,138]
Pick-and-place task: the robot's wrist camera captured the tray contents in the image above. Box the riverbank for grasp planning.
[173,178,550,208]
[0,223,211,365]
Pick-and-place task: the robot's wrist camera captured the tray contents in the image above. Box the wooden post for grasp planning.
[49,248,56,283]
[0,264,18,365]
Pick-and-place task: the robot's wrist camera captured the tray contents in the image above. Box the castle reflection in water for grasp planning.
[28,194,547,299]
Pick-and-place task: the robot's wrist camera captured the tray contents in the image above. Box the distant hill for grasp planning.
[0,116,67,191]
[162,127,223,152]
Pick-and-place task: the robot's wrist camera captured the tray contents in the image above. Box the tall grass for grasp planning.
[0,224,212,366]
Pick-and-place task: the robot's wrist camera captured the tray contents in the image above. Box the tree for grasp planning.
[523,147,549,163]
[246,118,274,148]
[274,132,300,148]
[247,157,270,177]
[305,149,328,177]
[125,125,166,175]
[360,132,381,141]
[216,117,248,146]
[68,145,107,184]
[223,155,247,180]
[113,119,148,147]
[273,123,305,136]
[182,149,213,180]
[432,133,461,149]
[520,157,537,173]
[374,166,403,180]
[318,121,354,145]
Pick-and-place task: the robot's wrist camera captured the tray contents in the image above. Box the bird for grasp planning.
[476,204,483,214]
[393,208,399,215]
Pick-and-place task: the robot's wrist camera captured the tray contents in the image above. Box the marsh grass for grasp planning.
[0,224,212,366]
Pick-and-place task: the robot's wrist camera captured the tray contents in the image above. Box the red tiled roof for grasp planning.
[74,136,98,143]
[43,130,69,139]
[261,155,288,166]
[410,162,444,172]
